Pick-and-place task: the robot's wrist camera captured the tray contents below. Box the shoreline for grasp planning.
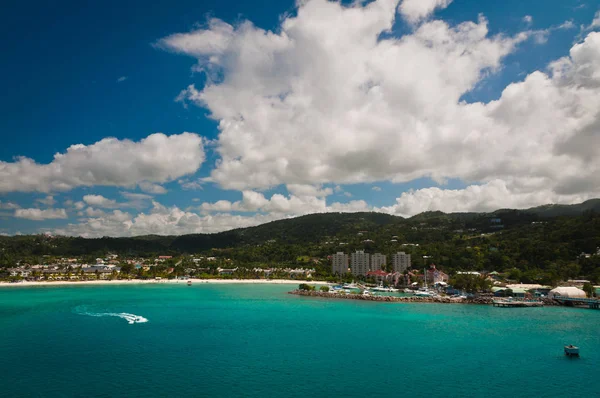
[289,289,559,306]
[0,279,329,288]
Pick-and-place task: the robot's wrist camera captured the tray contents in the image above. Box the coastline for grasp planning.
[289,289,559,306]
[0,279,329,288]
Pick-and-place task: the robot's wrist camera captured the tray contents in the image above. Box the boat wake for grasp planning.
[74,306,148,324]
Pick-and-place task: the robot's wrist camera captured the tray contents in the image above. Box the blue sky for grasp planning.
[1,0,600,236]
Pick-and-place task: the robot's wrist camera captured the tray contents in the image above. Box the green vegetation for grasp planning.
[2,200,600,284]
[448,274,493,294]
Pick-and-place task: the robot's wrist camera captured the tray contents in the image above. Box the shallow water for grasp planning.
[1,284,598,397]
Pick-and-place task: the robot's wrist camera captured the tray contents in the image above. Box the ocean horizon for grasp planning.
[1,283,599,397]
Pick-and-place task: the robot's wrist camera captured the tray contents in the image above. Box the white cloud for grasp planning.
[378,180,600,217]
[53,201,278,237]
[159,0,600,214]
[163,1,526,191]
[200,191,368,215]
[286,184,332,197]
[117,76,128,83]
[179,178,205,190]
[0,132,205,193]
[14,208,68,220]
[120,192,153,201]
[398,0,452,24]
[523,15,533,25]
[85,207,106,217]
[53,196,371,237]
[0,201,20,210]
[74,201,86,210]
[36,195,56,206]
[590,10,600,30]
[83,194,120,209]
[138,181,167,194]
[372,186,382,191]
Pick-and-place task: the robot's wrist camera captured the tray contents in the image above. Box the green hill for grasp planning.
[2,201,600,283]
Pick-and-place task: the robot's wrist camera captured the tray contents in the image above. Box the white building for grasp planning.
[392,252,411,273]
[351,250,370,276]
[370,253,386,271]
[331,252,349,275]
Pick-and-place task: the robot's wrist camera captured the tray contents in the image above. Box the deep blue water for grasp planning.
[1,283,599,397]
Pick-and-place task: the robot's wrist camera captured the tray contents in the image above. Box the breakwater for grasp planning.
[289,290,560,306]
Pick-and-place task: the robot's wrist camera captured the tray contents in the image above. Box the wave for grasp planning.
[74,306,148,324]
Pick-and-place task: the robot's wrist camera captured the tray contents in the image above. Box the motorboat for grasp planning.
[414,290,436,297]
[371,283,399,293]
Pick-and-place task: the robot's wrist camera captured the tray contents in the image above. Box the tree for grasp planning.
[582,282,594,298]
[319,286,330,292]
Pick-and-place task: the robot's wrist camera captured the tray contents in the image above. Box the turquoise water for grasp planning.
[1,284,599,398]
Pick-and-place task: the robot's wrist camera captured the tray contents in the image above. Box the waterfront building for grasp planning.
[331,252,349,275]
[366,270,392,284]
[427,264,449,284]
[351,250,370,276]
[370,253,386,271]
[392,252,411,273]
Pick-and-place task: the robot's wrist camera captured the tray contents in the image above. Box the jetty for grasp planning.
[492,300,544,308]
[552,296,600,309]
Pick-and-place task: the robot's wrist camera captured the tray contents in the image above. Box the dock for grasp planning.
[552,296,600,309]
[492,300,544,308]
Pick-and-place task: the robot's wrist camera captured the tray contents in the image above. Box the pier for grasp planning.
[552,296,600,309]
[492,300,544,308]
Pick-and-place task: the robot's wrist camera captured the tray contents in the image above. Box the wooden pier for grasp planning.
[492,300,544,308]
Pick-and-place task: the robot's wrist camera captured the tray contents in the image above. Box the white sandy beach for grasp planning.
[0,279,328,288]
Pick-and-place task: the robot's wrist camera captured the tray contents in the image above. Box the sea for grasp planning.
[1,283,599,398]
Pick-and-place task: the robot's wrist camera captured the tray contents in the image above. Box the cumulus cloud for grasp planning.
[377,180,600,217]
[0,201,20,210]
[398,0,452,23]
[138,181,167,194]
[52,196,372,237]
[15,208,68,220]
[0,132,205,193]
[158,0,600,213]
[53,201,278,237]
[117,76,128,82]
[36,195,56,206]
[372,186,382,191]
[83,195,120,209]
[523,15,533,25]
[200,191,368,215]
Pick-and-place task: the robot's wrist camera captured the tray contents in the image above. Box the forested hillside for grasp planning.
[2,200,600,282]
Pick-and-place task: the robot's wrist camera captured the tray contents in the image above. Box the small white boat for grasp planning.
[371,283,399,293]
[403,288,414,293]
[564,345,579,357]
[187,280,192,286]
[414,291,436,297]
